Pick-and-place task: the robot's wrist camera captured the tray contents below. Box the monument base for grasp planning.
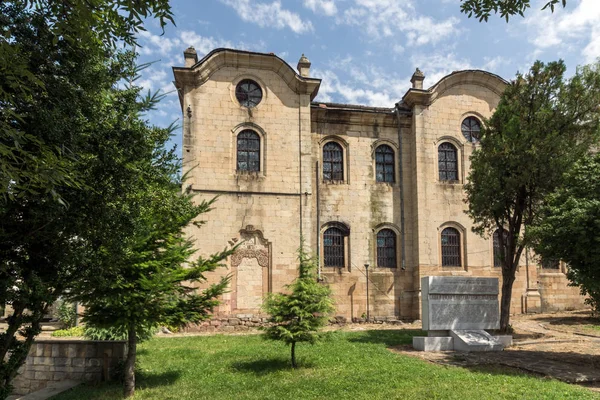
[413,330,512,352]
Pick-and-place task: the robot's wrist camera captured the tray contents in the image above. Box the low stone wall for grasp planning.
[11,340,127,396]
[538,272,589,312]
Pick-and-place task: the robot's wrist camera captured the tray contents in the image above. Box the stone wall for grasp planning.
[11,340,126,396]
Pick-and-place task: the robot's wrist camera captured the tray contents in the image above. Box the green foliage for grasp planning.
[0,2,178,397]
[465,60,600,330]
[262,245,334,368]
[84,325,157,342]
[56,300,77,329]
[51,326,85,338]
[532,154,600,314]
[460,0,566,22]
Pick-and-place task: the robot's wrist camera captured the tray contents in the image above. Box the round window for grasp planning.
[235,79,263,108]
[461,116,481,143]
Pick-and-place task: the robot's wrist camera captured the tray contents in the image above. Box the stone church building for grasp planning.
[172,47,586,321]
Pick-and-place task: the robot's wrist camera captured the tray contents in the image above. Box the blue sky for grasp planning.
[134,0,600,152]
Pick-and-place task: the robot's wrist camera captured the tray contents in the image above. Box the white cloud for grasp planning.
[339,0,460,46]
[220,0,314,34]
[304,0,338,16]
[410,52,473,87]
[523,0,600,63]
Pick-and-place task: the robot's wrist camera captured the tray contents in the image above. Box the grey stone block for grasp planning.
[412,336,454,351]
[450,330,504,352]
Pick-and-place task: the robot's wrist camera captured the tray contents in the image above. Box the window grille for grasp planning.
[438,143,458,181]
[237,130,260,172]
[461,116,481,143]
[441,227,461,267]
[375,145,395,183]
[323,142,343,181]
[377,229,397,268]
[324,227,344,267]
[235,79,262,108]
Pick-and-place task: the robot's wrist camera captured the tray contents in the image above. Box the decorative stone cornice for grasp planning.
[173,48,322,108]
[402,70,508,107]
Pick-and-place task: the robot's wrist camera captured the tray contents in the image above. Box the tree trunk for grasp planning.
[499,269,516,333]
[123,324,137,398]
[291,341,297,369]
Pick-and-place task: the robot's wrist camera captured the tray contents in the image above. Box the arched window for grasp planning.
[324,227,344,267]
[438,143,458,181]
[493,228,508,268]
[377,229,397,268]
[441,227,461,267]
[462,116,481,143]
[323,142,343,182]
[237,130,260,172]
[375,145,395,183]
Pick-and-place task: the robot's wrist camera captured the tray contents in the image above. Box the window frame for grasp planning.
[235,79,263,108]
[376,228,397,268]
[438,142,459,182]
[461,116,482,143]
[441,226,462,267]
[323,141,344,182]
[375,144,396,183]
[236,129,261,172]
[323,226,349,268]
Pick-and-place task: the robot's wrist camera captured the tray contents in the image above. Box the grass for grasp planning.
[52,330,599,400]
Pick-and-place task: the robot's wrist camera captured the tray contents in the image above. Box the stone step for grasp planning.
[450,329,505,352]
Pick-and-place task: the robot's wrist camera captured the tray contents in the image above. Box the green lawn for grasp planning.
[53,330,598,400]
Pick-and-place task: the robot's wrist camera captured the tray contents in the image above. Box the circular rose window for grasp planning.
[235,79,263,108]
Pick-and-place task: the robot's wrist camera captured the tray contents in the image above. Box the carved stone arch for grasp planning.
[230,225,272,313]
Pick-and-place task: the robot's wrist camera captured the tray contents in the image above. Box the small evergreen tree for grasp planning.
[262,246,334,368]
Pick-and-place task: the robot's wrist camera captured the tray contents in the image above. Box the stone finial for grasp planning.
[411,68,425,90]
[297,53,311,77]
[184,46,198,68]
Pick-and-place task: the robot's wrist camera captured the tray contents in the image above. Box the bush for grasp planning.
[51,326,85,337]
[56,300,77,328]
[84,324,157,341]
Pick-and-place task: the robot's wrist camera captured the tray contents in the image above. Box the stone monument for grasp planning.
[413,276,512,351]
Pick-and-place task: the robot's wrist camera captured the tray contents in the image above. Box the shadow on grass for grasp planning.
[137,370,181,389]
[347,329,425,347]
[231,358,314,375]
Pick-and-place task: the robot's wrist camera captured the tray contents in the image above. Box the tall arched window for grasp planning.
[493,228,508,268]
[237,130,260,172]
[323,142,343,182]
[375,145,395,183]
[324,227,344,267]
[462,116,481,143]
[441,227,461,267]
[377,229,397,268]
[438,143,458,181]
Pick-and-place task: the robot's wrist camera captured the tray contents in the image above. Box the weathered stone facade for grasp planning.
[172,48,587,322]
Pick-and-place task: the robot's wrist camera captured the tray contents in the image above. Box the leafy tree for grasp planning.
[465,60,600,332]
[1,0,174,201]
[532,154,600,314]
[460,0,566,22]
[76,188,234,397]
[262,247,334,368]
[0,3,175,397]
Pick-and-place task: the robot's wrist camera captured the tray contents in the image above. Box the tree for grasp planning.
[460,0,566,22]
[262,247,334,368]
[532,154,600,314]
[76,188,234,397]
[465,60,600,332]
[1,0,174,201]
[0,3,175,397]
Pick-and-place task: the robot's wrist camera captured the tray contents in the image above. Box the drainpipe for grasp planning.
[394,104,407,270]
[316,161,321,280]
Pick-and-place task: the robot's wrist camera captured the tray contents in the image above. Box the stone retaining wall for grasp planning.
[11,340,127,396]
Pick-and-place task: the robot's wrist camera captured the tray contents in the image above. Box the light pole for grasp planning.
[364,264,370,322]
